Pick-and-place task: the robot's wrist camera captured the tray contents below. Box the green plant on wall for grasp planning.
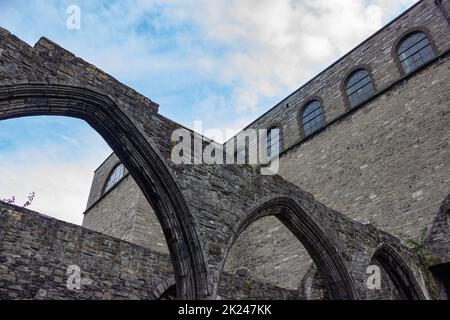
[406,227,439,299]
[243,279,253,287]
[406,227,428,251]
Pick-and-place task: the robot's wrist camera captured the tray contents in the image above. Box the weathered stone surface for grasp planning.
[426,194,450,265]
[0,203,303,300]
[83,153,168,253]
[224,215,312,290]
[297,264,329,300]
[216,272,297,300]
[0,0,446,300]
[0,203,174,300]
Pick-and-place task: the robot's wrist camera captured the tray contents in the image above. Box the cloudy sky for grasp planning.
[0,0,416,224]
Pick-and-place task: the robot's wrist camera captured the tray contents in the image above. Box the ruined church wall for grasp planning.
[222,0,450,290]
[278,53,450,241]
[222,52,450,292]
[0,203,299,300]
[83,153,168,253]
[224,215,312,290]
[222,1,450,276]
[0,203,174,300]
[81,0,450,290]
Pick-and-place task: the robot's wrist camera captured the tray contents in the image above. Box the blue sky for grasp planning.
[0,0,416,224]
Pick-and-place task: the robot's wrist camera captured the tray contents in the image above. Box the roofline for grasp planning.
[93,114,221,173]
[278,48,450,158]
[231,0,423,137]
[93,152,115,173]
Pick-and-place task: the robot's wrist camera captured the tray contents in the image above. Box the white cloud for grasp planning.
[1,152,95,225]
[0,0,417,222]
[0,1,417,136]
[175,0,416,112]
[0,122,111,225]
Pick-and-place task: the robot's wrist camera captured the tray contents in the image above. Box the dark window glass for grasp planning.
[301,100,323,137]
[266,127,280,159]
[345,69,375,108]
[104,163,125,193]
[397,32,435,74]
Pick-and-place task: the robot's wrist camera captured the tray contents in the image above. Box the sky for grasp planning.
[0,0,416,224]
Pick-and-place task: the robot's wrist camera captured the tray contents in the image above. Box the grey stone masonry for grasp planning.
[231,0,450,151]
[210,0,450,297]
[426,193,450,265]
[0,203,303,300]
[426,192,450,299]
[278,50,450,241]
[0,0,444,299]
[83,153,168,253]
[228,0,450,242]
[216,272,297,300]
[224,215,312,290]
[0,203,174,300]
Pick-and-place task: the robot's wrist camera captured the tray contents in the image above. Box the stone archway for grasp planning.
[0,83,208,299]
[372,244,426,300]
[218,196,357,300]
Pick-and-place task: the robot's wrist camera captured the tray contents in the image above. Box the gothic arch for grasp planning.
[0,83,208,299]
[219,196,357,300]
[155,279,177,300]
[371,244,426,300]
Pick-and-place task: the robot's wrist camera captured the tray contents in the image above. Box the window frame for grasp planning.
[392,28,437,76]
[266,126,281,160]
[102,163,125,194]
[344,68,376,109]
[299,98,325,139]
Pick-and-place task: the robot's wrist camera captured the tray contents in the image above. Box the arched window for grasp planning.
[103,163,125,193]
[397,31,435,74]
[345,69,374,108]
[266,127,280,159]
[301,100,323,137]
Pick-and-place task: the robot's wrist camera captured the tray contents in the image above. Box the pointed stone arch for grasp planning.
[371,244,426,300]
[219,196,357,300]
[0,83,208,299]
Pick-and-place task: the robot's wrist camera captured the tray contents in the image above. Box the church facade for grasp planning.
[0,0,449,300]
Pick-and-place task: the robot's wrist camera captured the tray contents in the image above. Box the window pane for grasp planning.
[302,100,323,137]
[397,32,434,74]
[346,69,374,108]
[104,163,125,193]
[267,128,280,159]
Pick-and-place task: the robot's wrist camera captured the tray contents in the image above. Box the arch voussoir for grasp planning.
[219,195,358,300]
[0,83,208,299]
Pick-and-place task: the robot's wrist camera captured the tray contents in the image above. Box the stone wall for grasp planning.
[231,0,450,152]
[426,193,450,299]
[83,153,168,253]
[216,272,297,300]
[278,52,450,241]
[426,194,450,265]
[80,0,448,296]
[0,203,174,300]
[228,0,450,242]
[85,153,119,209]
[215,0,450,291]
[224,215,312,290]
[0,2,434,298]
[83,174,137,244]
[297,264,329,300]
[366,261,405,300]
[0,203,301,300]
